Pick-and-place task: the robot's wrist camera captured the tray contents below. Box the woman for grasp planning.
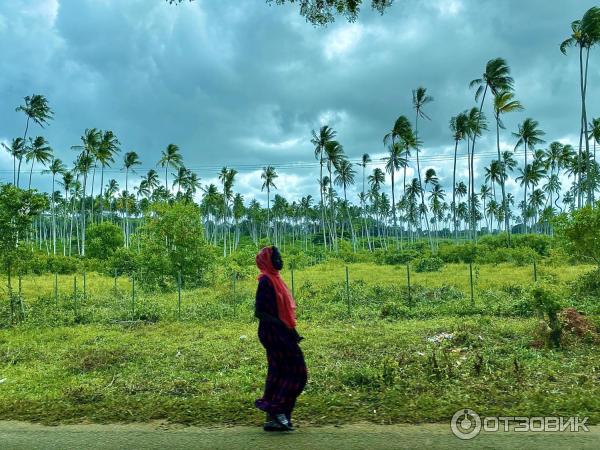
[254,246,307,432]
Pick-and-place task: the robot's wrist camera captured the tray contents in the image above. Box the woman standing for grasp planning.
[254,246,307,432]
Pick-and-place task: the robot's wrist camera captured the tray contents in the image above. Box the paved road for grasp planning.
[0,422,598,450]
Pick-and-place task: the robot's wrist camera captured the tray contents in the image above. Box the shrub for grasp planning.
[86,222,124,260]
[137,202,216,290]
[380,302,410,320]
[47,255,79,274]
[382,250,419,265]
[106,247,138,277]
[414,257,444,273]
[554,203,600,268]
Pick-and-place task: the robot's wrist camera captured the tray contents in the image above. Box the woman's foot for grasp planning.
[273,413,294,431]
[263,420,289,432]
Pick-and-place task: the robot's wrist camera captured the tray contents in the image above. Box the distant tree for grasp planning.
[261,165,278,240]
[554,202,600,267]
[158,144,183,191]
[15,95,53,188]
[167,0,393,25]
[25,136,53,190]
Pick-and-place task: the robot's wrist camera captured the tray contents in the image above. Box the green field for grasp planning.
[0,261,598,429]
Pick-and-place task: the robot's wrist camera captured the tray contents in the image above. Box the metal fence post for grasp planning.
[345,266,351,316]
[407,263,412,306]
[469,263,475,306]
[177,271,182,321]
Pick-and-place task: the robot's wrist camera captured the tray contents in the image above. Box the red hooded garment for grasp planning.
[256,247,297,329]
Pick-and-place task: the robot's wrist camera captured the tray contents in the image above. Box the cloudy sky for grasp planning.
[0,0,597,205]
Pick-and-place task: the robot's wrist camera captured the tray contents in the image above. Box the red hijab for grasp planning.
[256,247,297,329]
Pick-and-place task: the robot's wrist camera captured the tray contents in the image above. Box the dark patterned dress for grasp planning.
[254,276,307,418]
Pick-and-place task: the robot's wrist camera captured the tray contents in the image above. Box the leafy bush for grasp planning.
[382,250,419,265]
[86,222,124,260]
[47,255,79,274]
[554,203,600,268]
[380,302,410,320]
[137,202,216,290]
[414,257,444,273]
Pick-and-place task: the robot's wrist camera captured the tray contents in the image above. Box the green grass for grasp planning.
[0,318,598,425]
[0,261,598,426]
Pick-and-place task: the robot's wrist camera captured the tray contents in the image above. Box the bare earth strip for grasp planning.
[0,422,598,450]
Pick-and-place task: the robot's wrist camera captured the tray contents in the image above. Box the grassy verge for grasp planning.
[0,318,598,425]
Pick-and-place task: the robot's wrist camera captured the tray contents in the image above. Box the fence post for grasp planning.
[469,263,475,306]
[54,273,58,305]
[83,271,87,301]
[406,263,412,307]
[18,274,24,319]
[131,273,136,320]
[291,263,295,298]
[533,259,538,282]
[73,275,78,318]
[114,269,118,291]
[345,266,351,316]
[232,272,237,315]
[177,271,182,321]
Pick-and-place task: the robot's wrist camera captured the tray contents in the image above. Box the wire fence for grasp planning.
[1,259,547,327]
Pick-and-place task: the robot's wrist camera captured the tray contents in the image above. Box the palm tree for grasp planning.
[324,140,345,249]
[15,94,54,188]
[218,167,237,255]
[1,138,25,186]
[561,7,600,206]
[384,142,405,231]
[24,136,52,190]
[311,125,336,249]
[516,163,545,231]
[173,167,190,194]
[490,91,521,240]
[449,112,468,240]
[42,158,65,255]
[514,118,546,168]
[261,165,278,239]
[158,144,183,191]
[466,107,487,239]
[97,131,120,221]
[123,151,141,248]
[334,158,357,250]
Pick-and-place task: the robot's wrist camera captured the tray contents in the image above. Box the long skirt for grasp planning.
[255,332,307,417]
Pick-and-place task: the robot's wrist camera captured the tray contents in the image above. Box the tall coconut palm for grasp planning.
[1,138,25,186]
[465,108,487,240]
[561,7,600,206]
[97,131,120,221]
[359,153,371,249]
[158,144,183,191]
[24,136,52,190]
[514,118,546,168]
[334,158,357,250]
[219,167,237,255]
[494,90,523,239]
[15,94,54,188]
[384,142,405,232]
[123,151,141,248]
[42,158,65,255]
[324,140,345,249]
[449,112,468,240]
[58,171,74,255]
[516,162,545,231]
[311,125,336,249]
[261,165,278,240]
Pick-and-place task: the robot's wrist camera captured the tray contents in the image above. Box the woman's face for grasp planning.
[271,246,284,271]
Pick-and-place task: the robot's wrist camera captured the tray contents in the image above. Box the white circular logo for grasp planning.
[451,409,482,440]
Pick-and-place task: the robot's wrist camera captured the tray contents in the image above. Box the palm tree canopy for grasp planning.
[15,94,54,128]
[469,57,514,101]
[261,165,279,191]
[513,118,546,150]
[413,86,434,120]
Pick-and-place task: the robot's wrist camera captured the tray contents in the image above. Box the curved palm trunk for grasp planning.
[496,116,511,245]
[452,138,459,243]
[471,85,488,242]
[319,153,327,250]
[414,113,433,252]
[28,159,35,190]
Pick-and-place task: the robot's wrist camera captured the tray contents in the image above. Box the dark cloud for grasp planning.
[0,0,596,203]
